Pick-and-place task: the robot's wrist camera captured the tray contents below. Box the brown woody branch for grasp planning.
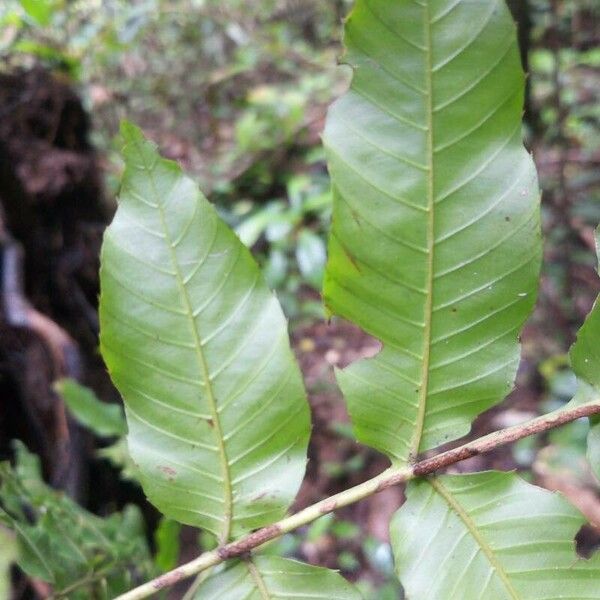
[116,400,600,600]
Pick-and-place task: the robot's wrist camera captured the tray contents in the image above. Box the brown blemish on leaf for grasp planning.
[348,207,362,228]
[158,465,177,477]
[331,231,361,273]
[344,250,361,272]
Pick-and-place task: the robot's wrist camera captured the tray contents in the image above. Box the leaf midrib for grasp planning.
[409,0,435,460]
[430,479,520,600]
[133,140,233,544]
[246,559,271,600]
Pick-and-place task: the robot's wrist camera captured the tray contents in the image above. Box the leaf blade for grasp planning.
[323,0,541,464]
[570,229,600,391]
[99,122,310,542]
[193,556,363,600]
[55,378,127,437]
[391,472,600,599]
[569,228,600,477]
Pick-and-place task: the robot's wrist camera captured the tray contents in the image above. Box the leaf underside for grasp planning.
[323,0,541,464]
[391,471,600,600]
[570,229,600,392]
[569,228,600,477]
[193,556,363,600]
[99,123,310,542]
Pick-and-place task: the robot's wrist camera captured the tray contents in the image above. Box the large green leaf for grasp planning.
[323,0,541,464]
[391,471,600,599]
[0,442,153,599]
[99,122,310,542]
[569,228,600,477]
[193,556,362,599]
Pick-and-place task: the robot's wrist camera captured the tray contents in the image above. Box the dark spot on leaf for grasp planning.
[335,234,361,272]
[451,307,457,313]
[158,465,177,477]
[349,207,362,227]
[505,216,511,222]
[206,418,214,428]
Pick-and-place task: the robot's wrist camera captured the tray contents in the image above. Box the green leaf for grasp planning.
[235,202,285,247]
[99,122,310,542]
[323,0,541,464]
[296,230,326,289]
[97,438,140,483]
[390,471,600,599]
[0,526,17,600]
[0,442,153,598]
[55,378,127,437]
[19,0,56,25]
[588,420,600,481]
[193,556,363,599]
[154,517,181,572]
[570,229,600,391]
[569,228,600,477]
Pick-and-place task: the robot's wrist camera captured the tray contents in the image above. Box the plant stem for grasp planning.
[115,400,600,600]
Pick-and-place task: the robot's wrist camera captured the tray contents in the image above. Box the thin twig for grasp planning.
[115,400,600,600]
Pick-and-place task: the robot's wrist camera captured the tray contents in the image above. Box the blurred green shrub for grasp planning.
[0,441,154,598]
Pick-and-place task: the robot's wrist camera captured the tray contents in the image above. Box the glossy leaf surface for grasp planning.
[391,471,600,599]
[99,123,310,542]
[194,556,362,600]
[323,0,541,463]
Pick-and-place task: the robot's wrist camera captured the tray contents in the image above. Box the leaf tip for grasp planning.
[119,120,160,162]
[119,119,144,145]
